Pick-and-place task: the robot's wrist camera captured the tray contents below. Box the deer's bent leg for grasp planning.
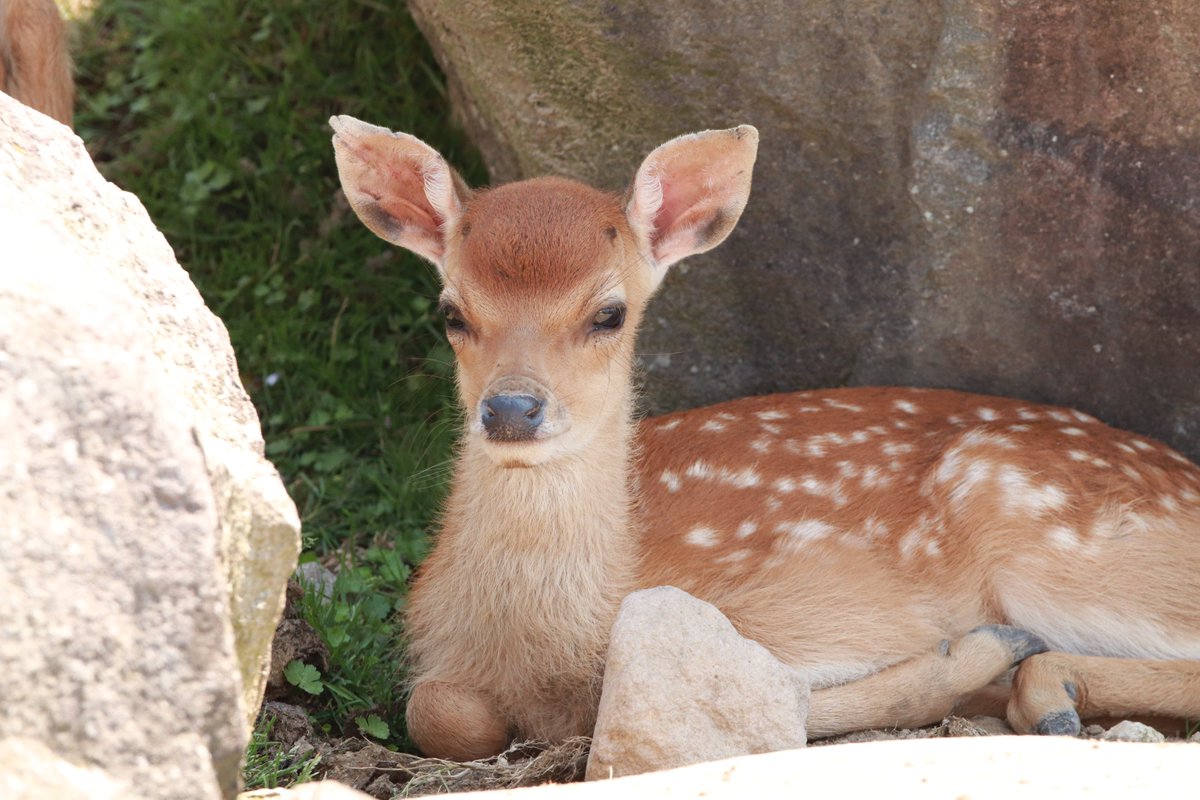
[1008,652,1200,736]
[407,679,510,760]
[807,625,1046,738]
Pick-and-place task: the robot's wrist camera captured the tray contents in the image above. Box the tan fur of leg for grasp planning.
[1009,652,1200,735]
[807,626,1041,737]
[406,679,510,760]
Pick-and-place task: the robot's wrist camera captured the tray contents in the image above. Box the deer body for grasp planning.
[330,117,1200,760]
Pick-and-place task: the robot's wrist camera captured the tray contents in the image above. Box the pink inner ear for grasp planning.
[373,150,444,230]
[646,160,727,264]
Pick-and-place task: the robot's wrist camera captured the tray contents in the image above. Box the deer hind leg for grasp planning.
[807,625,1047,738]
[406,679,510,760]
[1008,653,1200,736]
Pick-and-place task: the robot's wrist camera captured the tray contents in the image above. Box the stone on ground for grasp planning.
[586,586,810,780]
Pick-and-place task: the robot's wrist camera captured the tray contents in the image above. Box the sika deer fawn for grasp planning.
[330,116,1200,760]
[0,0,73,126]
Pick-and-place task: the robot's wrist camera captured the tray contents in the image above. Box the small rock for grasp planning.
[294,562,337,603]
[1189,731,1200,744]
[261,702,316,752]
[1099,721,1166,743]
[966,716,1014,736]
[1083,724,1107,738]
[586,586,810,780]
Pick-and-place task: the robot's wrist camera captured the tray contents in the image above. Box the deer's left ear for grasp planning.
[625,125,758,290]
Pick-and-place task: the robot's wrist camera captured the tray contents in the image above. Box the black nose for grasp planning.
[481,394,545,441]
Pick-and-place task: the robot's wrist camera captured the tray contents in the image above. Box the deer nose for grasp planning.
[481,394,545,441]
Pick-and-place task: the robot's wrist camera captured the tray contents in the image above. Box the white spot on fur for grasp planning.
[1060,427,1087,437]
[1167,451,1192,465]
[687,460,713,479]
[882,441,915,457]
[868,426,889,436]
[716,412,740,422]
[660,470,681,493]
[898,527,925,559]
[977,407,999,421]
[1116,442,1137,455]
[750,437,773,454]
[1121,464,1143,482]
[756,409,788,421]
[774,477,797,493]
[797,405,821,414]
[776,519,836,544]
[824,398,864,412]
[715,549,752,564]
[837,461,860,479]
[948,415,965,425]
[760,422,783,435]
[861,465,892,489]
[1008,424,1032,433]
[701,419,727,433]
[685,526,719,547]
[765,495,783,511]
[720,466,762,489]
[997,466,1067,512]
[1017,409,1041,421]
[1072,410,1097,424]
[656,418,681,432]
[735,520,759,538]
[893,420,912,429]
[1047,525,1081,550]
[1047,410,1073,423]
[894,399,919,414]
[849,430,871,444]
[1158,494,1180,513]
[950,461,994,506]
[1132,440,1153,452]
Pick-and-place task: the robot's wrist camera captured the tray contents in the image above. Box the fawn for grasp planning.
[330,116,1200,761]
[0,0,73,126]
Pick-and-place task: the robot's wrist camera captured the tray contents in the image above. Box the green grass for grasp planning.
[72,0,485,774]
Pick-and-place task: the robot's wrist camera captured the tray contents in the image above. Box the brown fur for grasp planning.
[329,117,1200,759]
[0,0,73,126]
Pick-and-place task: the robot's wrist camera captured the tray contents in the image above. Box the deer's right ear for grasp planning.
[330,115,466,272]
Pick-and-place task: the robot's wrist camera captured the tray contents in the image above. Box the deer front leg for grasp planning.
[807,625,1047,738]
[407,679,510,760]
[1008,653,1200,736]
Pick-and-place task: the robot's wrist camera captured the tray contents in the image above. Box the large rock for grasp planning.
[0,94,300,795]
[409,0,1200,463]
[586,587,810,780]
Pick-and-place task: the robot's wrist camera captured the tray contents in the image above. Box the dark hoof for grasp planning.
[1034,708,1082,737]
[969,624,1049,665]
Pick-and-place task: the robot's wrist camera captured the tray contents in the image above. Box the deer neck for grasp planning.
[447,400,640,609]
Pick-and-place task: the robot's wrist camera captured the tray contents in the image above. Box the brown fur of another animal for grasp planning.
[0,0,73,126]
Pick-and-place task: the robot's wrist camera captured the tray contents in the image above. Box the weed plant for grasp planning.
[71,0,484,776]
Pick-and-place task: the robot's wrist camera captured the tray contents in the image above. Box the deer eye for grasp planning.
[440,302,467,333]
[592,305,626,331]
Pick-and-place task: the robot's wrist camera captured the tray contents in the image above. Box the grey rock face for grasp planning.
[586,587,810,780]
[0,93,300,797]
[409,0,1200,463]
